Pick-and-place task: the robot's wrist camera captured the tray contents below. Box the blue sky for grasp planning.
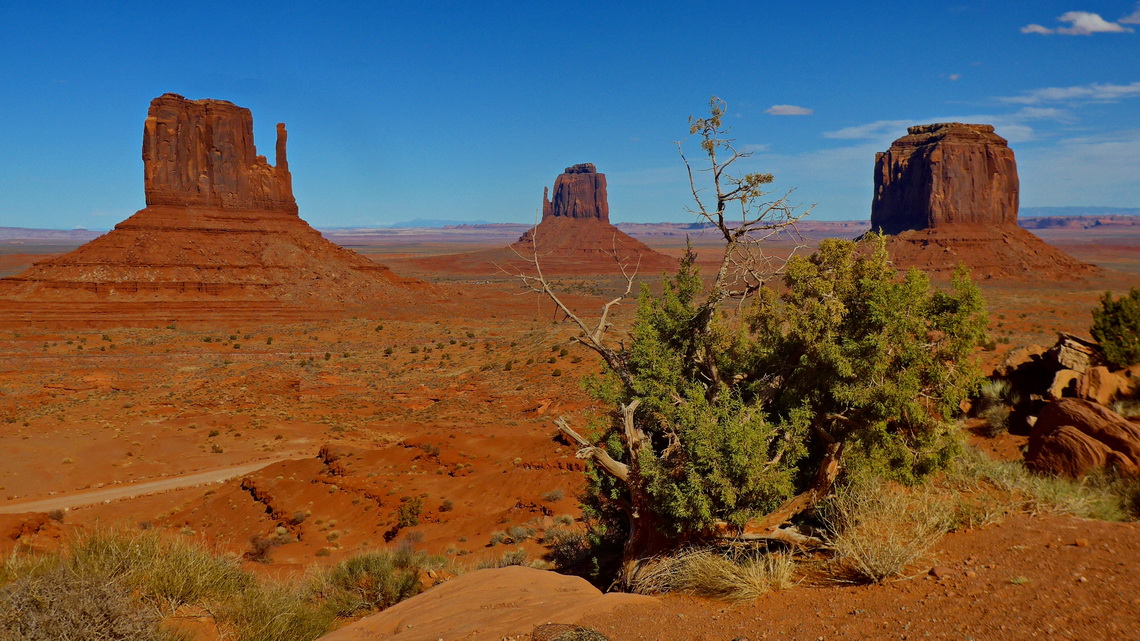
[1,1,1138,229]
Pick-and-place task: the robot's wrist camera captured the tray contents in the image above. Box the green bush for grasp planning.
[307,549,426,617]
[1091,288,1140,368]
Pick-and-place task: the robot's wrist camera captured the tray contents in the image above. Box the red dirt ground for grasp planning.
[1,223,1138,640]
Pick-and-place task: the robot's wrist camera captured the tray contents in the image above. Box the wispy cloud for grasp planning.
[765,104,813,116]
[1021,10,1135,35]
[1119,2,1140,24]
[999,81,1140,105]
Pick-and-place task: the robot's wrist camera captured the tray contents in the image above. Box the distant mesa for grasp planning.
[0,93,424,327]
[869,122,1100,280]
[396,163,676,276]
[510,163,676,274]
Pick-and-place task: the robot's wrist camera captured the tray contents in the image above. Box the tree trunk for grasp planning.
[618,491,673,587]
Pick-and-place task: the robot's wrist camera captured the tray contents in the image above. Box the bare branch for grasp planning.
[554,416,630,483]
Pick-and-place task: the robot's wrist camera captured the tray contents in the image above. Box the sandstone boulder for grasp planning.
[1077,366,1133,406]
[1047,369,1081,400]
[316,566,652,641]
[1026,398,1140,477]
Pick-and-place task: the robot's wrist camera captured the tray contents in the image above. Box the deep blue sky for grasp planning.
[2,1,1138,229]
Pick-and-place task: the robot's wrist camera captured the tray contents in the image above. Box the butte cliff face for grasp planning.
[871,123,1018,235]
[869,123,1098,280]
[541,163,609,222]
[0,94,424,326]
[143,94,296,211]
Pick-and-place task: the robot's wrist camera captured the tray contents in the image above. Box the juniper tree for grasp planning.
[522,98,988,584]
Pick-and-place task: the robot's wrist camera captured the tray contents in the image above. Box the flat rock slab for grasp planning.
[317,566,654,641]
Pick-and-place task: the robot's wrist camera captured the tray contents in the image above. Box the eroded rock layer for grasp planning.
[0,94,424,326]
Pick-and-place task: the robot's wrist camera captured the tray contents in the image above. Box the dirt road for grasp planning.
[0,458,297,515]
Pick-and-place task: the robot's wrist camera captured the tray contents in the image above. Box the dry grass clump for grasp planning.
[0,565,181,641]
[0,529,447,641]
[821,481,954,584]
[629,547,794,600]
[947,448,1137,522]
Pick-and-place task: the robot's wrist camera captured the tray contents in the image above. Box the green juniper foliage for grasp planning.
[580,236,987,541]
[1091,287,1140,369]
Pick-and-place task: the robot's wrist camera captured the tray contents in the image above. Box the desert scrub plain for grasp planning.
[1,230,1139,639]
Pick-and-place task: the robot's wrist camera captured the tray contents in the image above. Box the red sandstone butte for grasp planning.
[541,163,610,222]
[0,93,424,326]
[872,123,1018,235]
[510,163,675,273]
[869,123,1099,280]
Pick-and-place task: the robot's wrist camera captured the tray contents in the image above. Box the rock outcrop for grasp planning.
[542,163,610,222]
[0,94,424,326]
[143,93,295,211]
[872,123,1018,234]
[1026,398,1140,478]
[868,123,1100,280]
[316,566,650,641]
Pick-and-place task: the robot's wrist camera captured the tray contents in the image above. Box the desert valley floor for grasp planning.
[1,223,1139,640]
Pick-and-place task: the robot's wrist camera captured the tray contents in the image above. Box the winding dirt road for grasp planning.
[0,457,297,515]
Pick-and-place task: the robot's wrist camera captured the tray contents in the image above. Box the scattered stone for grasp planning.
[1075,539,1090,548]
[929,566,953,580]
[533,623,610,641]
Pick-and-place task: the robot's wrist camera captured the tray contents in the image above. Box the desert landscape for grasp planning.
[3,5,1140,641]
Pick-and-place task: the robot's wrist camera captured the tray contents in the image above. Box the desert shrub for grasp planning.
[0,566,178,641]
[218,583,334,641]
[439,499,454,512]
[507,525,536,543]
[629,548,794,600]
[47,509,65,522]
[541,488,566,502]
[396,497,423,528]
[488,531,508,546]
[476,548,529,569]
[820,480,953,583]
[1091,288,1140,369]
[64,530,250,611]
[306,549,426,617]
[980,405,1012,438]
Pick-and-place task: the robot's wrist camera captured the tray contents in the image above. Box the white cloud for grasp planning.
[765,104,813,116]
[1021,11,1134,35]
[1120,2,1140,24]
[948,73,961,81]
[999,81,1140,105]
